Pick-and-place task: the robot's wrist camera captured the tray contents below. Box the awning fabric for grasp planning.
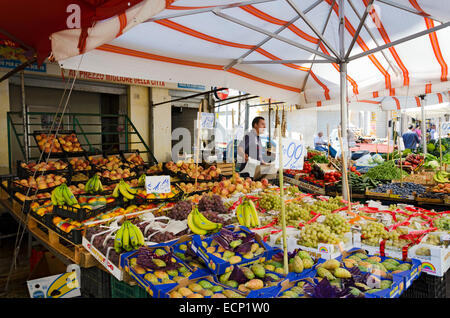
[9,1,450,107]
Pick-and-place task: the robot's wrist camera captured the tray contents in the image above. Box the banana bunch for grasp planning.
[51,183,79,206]
[187,207,222,235]
[433,171,449,183]
[236,200,260,228]
[114,220,145,253]
[138,174,146,187]
[85,174,103,194]
[112,179,137,202]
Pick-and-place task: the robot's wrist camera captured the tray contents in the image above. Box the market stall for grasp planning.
[0,0,449,299]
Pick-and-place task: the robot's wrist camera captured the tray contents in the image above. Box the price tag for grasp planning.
[441,122,450,136]
[276,138,305,170]
[145,176,171,194]
[199,112,215,129]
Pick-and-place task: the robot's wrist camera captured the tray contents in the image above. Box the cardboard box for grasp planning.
[121,245,209,298]
[190,225,273,275]
[27,263,81,298]
[160,275,245,299]
[353,232,450,277]
[82,235,124,281]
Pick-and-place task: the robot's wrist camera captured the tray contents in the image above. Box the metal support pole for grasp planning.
[420,95,427,155]
[21,71,29,162]
[245,101,250,130]
[339,0,349,201]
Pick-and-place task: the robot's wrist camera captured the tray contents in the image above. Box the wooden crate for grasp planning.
[27,216,96,268]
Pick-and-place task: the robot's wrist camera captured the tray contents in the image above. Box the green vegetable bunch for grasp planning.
[364,160,408,181]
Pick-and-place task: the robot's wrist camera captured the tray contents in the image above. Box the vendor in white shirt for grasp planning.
[314,132,328,152]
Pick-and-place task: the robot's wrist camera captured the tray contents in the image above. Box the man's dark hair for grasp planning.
[252,116,265,128]
[408,125,414,130]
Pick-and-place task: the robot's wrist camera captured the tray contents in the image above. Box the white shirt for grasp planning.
[314,136,326,147]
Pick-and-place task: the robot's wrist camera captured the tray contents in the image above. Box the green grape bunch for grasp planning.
[259,193,282,211]
[298,223,340,248]
[361,221,388,246]
[324,214,350,235]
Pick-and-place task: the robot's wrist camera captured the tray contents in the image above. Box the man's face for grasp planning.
[318,132,323,137]
[255,119,266,135]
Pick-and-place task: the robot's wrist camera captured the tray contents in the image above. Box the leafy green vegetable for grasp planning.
[364,160,408,181]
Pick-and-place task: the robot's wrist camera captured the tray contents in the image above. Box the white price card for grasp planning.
[278,138,306,170]
[199,112,215,129]
[146,175,171,194]
[441,122,450,136]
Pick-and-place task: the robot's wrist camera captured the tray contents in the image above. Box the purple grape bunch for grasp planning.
[198,194,228,214]
[168,200,193,220]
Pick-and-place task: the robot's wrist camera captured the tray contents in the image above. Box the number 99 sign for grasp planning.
[281,139,305,170]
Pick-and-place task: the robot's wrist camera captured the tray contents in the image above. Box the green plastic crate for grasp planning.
[110,276,151,298]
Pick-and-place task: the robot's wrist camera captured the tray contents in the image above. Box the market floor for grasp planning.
[0,211,31,298]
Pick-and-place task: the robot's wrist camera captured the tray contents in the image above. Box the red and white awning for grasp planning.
[54,0,450,107]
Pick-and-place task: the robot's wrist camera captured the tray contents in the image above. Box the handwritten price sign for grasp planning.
[441,122,450,136]
[199,112,215,129]
[145,176,171,194]
[281,138,305,170]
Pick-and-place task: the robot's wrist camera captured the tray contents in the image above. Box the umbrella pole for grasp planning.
[277,125,288,275]
[195,101,202,187]
[439,118,443,172]
[327,124,330,159]
[421,97,427,155]
[338,127,351,212]
[231,109,235,181]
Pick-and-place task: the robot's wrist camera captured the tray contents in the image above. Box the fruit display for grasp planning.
[146,163,163,175]
[51,184,78,207]
[20,160,68,173]
[69,157,92,171]
[123,152,146,168]
[198,227,265,265]
[135,185,181,201]
[297,223,340,248]
[167,200,193,220]
[211,176,269,198]
[433,217,450,231]
[430,183,450,193]
[35,133,63,153]
[263,249,317,276]
[172,241,208,270]
[217,262,283,293]
[168,278,244,298]
[177,182,211,194]
[112,180,137,201]
[397,154,424,170]
[165,161,222,181]
[198,194,228,214]
[187,206,223,235]
[235,200,260,228]
[131,247,192,285]
[306,151,329,164]
[324,171,342,183]
[258,193,282,211]
[343,251,414,276]
[84,175,104,194]
[360,221,388,246]
[96,167,136,181]
[14,174,67,190]
[337,173,379,194]
[71,172,89,182]
[77,195,115,210]
[14,192,51,202]
[371,182,426,198]
[433,171,449,183]
[114,220,145,253]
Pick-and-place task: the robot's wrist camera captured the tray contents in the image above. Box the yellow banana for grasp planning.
[66,186,78,205]
[122,180,137,194]
[60,185,72,205]
[192,208,220,231]
[55,187,65,205]
[187,212,207,235]
[128,223,139,249]
[244,203,252,228]
[114,224,125,253]
[235,203,245,226]
[122,222,130,251]
[247,200,260,227]
[51,188,58,206]
[134,224,145,246]
[112,184,120,198]
[119,182,134,200]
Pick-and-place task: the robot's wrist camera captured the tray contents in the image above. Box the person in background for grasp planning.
[429,124,437,141]
[314,132,328,152]
[402,125,420,150]
[237,116,267,178]
[415,124,422,140]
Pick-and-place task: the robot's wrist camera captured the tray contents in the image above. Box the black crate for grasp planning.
[11,194,50,215]
[130,183,184,205]
[16,159,71,179]
[401,271,449,298]
[32,130,74,158]
[80,266,111,298]
[53,196,118,222]
[44,213,83,244]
